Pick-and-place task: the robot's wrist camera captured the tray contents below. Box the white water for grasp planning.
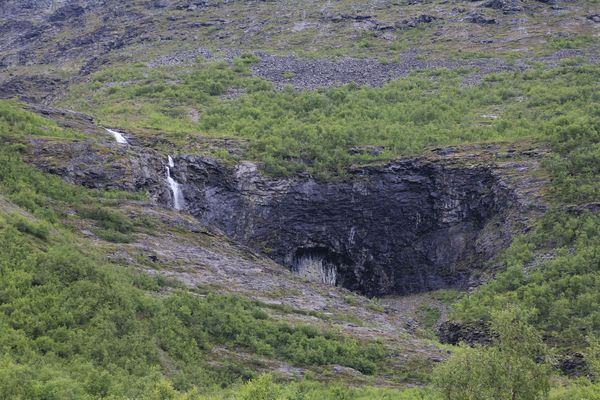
[105,128,128,144]
[166,156,185,211]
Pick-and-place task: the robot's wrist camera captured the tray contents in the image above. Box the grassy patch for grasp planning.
[63,62,599,180]
[416,304,441,333]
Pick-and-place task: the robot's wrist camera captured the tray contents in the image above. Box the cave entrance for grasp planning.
[292,246,343,286]
[186,156,515,297]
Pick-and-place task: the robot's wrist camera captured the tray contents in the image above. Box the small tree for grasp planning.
[237,374,280,400]
[585,335,600,378]
[433,306,551,400]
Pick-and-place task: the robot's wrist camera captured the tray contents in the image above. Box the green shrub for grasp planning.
[433,307,551,400]
[94,228,131,243]
[62,62,600,180]
[549,380,600,400]
[452,212,600,346]
[78,206,133,233]
[0,114,389,397]
[7,213,50,240]
[237,374,280,400]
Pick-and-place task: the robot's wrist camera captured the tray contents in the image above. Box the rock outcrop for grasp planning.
[172,146,546,296]
[28,138,172,204]
[437,320,494,346]
[28,123,547,297]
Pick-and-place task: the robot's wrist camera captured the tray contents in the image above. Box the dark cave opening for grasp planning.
[182,157,519,297]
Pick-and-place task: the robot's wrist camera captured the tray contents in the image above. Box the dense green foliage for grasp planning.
[448,65,600,348]
[126,374,439,400]
[433,307,551,400]
[0,102,81,140]
[0,101,392,399]
[60,54,600,365]
[452,211,600,348]
[6,49,600,398]
[64,60,598,179]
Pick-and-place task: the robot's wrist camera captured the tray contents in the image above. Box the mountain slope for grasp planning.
[1,0,600,398]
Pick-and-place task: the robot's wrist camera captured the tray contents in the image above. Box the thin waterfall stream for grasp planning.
[105,128,128,144]
[166,156,185,211]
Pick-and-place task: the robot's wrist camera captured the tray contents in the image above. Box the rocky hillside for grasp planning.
[1,0,600,399]
[1,0,598,100]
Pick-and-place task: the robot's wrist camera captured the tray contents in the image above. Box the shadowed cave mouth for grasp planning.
[292,246,351,287]
[185,159,513,297]
[287,236,478,298]
[276,176,509,296]
[291,245,405,297]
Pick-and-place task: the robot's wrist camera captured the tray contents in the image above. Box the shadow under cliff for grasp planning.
[174,149,544,296]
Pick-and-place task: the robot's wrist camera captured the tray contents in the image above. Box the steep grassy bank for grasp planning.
[3,49,600,400]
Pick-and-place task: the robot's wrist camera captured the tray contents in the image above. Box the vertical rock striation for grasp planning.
[175,148,543,296]
[29,133,545,296]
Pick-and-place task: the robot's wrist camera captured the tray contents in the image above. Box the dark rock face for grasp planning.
[175,156,516,296]
[467,11,497,24]
[483,0,524,14]
[558,352,591,378]
[28,119,545,297]
[438,320,494,346]
[49,4,86,23]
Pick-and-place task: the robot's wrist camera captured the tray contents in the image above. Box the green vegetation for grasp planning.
[130,374,438,400]
[452,211,600,348]
[415,304,441,333]
[446,60,600,348]
[434,307,551,400]
[77,205,134,243]
[546,34,598,50]
[64,61,598,179]
[5,32,600,399]
[0,101,399,399]
[0,101,81,140]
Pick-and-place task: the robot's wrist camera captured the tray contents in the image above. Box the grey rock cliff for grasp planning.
[29,130,546,296]
[173,148,544,296]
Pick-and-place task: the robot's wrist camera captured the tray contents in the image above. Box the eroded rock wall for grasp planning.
[175,153,522,296]
[29,128,545,296]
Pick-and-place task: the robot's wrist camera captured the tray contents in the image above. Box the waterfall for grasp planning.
[166,156,185,211]
[105,128,128,144]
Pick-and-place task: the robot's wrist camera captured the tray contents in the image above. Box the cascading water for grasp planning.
[166,156,185,211]
[105,128,128,144]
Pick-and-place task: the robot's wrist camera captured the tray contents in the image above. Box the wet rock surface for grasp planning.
[171,145,546,296]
